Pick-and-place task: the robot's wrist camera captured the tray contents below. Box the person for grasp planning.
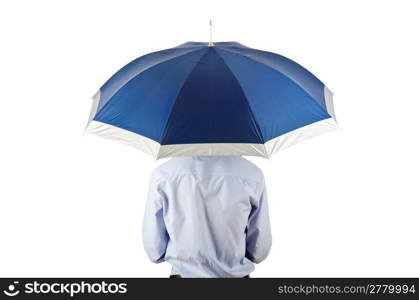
[142,156,272,278]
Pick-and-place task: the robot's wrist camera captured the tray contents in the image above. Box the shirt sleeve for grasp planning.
[142,173,169,263]
[245,176,272,264]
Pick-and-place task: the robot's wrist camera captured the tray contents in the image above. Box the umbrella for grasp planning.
[86,41,337,159]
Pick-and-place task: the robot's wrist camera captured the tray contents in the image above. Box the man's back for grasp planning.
[142,156,272,278]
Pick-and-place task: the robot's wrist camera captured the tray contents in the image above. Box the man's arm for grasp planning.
[142,174,169,263]
[246,177,272,263]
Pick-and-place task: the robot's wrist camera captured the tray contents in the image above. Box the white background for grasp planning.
[1,0,418,277]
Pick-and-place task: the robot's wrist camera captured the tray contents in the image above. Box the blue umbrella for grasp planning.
[86,42,337,159]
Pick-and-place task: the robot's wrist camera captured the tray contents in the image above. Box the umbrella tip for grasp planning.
[208,19,214,47]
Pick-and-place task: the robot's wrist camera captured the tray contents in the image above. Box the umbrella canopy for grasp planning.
[86,42,337,159]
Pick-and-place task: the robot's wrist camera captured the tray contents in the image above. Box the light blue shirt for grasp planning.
[142,156,272,278]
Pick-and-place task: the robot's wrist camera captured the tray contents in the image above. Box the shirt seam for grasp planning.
[153,172,263,186]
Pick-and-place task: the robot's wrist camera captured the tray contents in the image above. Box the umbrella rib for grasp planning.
[216,46,329,115]
[213,47,267,147]
[95,46,207,118]
[215,47,335,145]
[156,48,211,158]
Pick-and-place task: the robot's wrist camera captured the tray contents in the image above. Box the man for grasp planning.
[142,156,272,278]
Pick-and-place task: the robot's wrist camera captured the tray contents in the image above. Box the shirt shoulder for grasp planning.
[150,157,193,180]
[226,156,264,181]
